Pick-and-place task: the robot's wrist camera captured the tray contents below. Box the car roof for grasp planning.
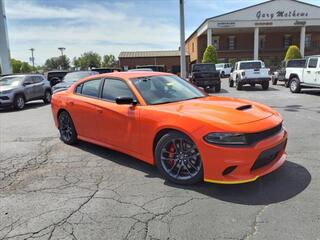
[77,71,173,83]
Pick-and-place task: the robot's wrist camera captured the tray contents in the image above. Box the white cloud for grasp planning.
[5,1,180,65]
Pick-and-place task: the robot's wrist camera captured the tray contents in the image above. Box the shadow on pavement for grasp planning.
[0,101,47,113]
[75,141,311,205]
[239,86,279,91]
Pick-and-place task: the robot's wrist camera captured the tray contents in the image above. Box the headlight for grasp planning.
[204,133,248,145]
[0,89,13,94]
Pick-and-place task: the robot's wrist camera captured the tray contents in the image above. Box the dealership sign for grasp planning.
[256,10,309,20]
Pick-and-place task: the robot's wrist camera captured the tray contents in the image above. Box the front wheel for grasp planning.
[14,95,25,110]
[155,132,203,185]
[58,111,78,145]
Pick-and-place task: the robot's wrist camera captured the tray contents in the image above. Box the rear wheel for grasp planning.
[262,81,269,90]
[58,111,78,145]
[43,90,52,104]
[289,77,301,93]
[215,82,221,92]
[155,132,203,185]
[236,78,242,90]
[14,95,25,110]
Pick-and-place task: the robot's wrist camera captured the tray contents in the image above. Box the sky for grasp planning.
[4,0,320,66]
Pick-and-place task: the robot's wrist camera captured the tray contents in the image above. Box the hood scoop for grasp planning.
[236,104,252,111]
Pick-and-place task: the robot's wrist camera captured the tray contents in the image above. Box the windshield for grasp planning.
[132,75,205,105]
[215,64,224,68]
[192,64,216,72]
[0,76,24,87]
[63,71,97,83]
[239,62,262,70]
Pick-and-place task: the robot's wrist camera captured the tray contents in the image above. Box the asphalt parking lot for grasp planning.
[0,79,319,240]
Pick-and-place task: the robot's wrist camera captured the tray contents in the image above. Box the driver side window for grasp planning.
[102,79,135,102]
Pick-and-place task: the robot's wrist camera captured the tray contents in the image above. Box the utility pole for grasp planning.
[29,48,35,71]
[0,0,12,74]
[58,47,66,56]
[179,0,186,78]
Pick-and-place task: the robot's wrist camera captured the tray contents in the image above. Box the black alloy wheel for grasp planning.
[58,111,78,145]
[155,132,203,185]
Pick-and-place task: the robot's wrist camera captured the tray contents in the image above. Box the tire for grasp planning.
[229,79,234,87]
[13,94,25,110]
[250,83,256,87]
[215,82,221,92]
[154,131,203,185]
[272,77,278,85]
[284,81,289,88]
[236,78,242,90]
[43,90,52,104]
[262,81,269,90]
[58,111,78,145]
[289,77,301,93]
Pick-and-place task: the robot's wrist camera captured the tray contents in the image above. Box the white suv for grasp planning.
[215,63,232,78]
[229,60,271,90]
[287,56,320,93]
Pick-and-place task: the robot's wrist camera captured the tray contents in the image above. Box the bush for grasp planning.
[284,45,302,61]
[202,45,218,64]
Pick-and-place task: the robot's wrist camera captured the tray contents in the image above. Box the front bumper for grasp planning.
[198,128,288,184]
[0,95,14,108]
[238,77,270,84]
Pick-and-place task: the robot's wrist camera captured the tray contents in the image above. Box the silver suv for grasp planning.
[0,74,52,110]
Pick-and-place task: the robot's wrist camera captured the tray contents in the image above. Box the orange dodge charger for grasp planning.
[51,72,287,185]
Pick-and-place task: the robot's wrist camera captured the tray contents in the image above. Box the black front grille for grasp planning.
[246,123,283,145]
[251,140,287,171]
[0,96,9,100]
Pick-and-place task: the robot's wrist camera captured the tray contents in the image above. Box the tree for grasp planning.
[284,45,302,61]
[44,55,70,71]
[102,54,117,67]
[202,45,218,64]
[11,58,23,73]
[73,51,101,70]
[20,62,32,73]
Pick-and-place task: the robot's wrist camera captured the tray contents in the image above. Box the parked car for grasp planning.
[51,71,287,185]
[229,60,271,90]
[215,63,232,77]
[52,71,98,93]
[190,63,221,92]
[91,67,121,74]
[0,74,51,110]
[136,65,165,72]
[128,68,153,72]
[272,59,306,86]
[287,56,320,93]
[45,70,69,87]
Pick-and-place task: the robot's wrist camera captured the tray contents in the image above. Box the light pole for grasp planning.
[179,0,186,78]
[29,48,35,71]
[0,0,12,74]
[58,47,65,56]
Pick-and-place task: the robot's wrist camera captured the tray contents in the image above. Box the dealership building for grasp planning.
[186,0,320,66]
[119,0,320,71]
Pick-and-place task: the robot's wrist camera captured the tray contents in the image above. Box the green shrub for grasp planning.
[284,45,302,61]
[202,45,218,64]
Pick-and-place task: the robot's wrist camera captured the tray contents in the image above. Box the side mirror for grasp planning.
[115,96,137,105]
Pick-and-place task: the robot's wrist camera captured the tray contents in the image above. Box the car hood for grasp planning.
[154,96,274,125]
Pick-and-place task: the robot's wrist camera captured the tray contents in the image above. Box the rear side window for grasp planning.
[308,58,318,68]
[81,79,101,97]
[33,76,44,83]
[102,79,135,102]
[239,62,261,70]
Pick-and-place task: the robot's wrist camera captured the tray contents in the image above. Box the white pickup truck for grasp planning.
[229,60,271,90]
[215,63,232,78]
[286,56,320,93]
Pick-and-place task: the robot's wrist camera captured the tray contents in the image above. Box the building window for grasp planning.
[192,42,194,52]
[212,36,219,50]
[284,35,292,49]
[305,34,312,48]
[259,35,266,49]
[228,36,236,50]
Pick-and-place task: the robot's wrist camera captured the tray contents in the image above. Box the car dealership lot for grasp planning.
[0,80,319,240]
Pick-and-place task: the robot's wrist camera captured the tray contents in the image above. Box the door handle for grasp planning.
[306,70,311,73]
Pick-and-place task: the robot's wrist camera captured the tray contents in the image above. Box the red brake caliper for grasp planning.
[168,144,175,167]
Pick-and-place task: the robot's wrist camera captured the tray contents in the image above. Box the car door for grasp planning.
[22,76,35,100]
[32,76,45,98]
[97,78,140,153]
[304,58,318,84]
[67,78,103,141]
